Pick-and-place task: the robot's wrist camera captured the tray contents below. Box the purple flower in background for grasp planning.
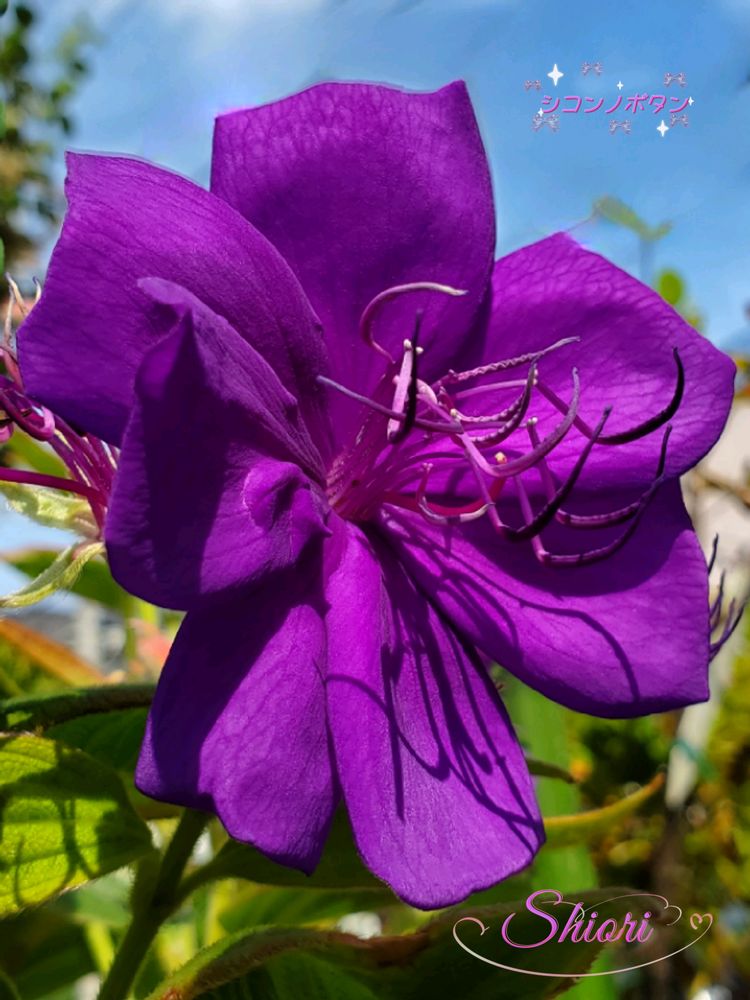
[17,82,736,908]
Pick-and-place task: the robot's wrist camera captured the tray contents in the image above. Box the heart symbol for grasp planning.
[690,912,712,931]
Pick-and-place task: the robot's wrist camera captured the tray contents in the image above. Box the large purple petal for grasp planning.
[136,563,336,872]
[325,521,543,908]
[211,81,495,422]
[106,279,328,611]
[18,153,329,445]
[381,480,710,718]
[475,235,734,489]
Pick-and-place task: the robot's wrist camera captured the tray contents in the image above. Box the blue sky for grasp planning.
[37,0,750,346]
[3,0,748,567]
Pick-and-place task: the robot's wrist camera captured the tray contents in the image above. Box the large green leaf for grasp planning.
[0,684,154,733]
[2,546,131,613]
[0,734,153,915]
[147,888,647,1000]
[218,885,394,933]
[48,707,149,773]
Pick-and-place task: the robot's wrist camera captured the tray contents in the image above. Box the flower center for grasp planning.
[320,282,684,568]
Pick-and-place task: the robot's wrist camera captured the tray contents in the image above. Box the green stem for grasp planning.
[97,809,208,1000]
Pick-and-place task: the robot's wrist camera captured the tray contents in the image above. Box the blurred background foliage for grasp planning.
[0,2,749,998]
[0,0,94,267]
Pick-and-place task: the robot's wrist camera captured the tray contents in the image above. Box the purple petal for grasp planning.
[106,280,328,610]
[325,522,543,908]
[479,234,734,488]
[18,153,329,444]
[211,81,494,425]
[381,480,711,718]
[136,566,336,872]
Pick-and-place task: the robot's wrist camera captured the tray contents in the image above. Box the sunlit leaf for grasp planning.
[3,546,130,613]
[0,541,104,609]
[0,481,93,534]
[0,734,153,915]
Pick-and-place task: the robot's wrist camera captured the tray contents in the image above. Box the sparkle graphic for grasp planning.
[547,63,564,87]
[688,96,695,105]
[657,119,669,138]
[617,80,624,90]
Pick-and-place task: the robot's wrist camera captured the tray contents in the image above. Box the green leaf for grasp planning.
[0,684,154,734]
[0,541,104,608]
[544,773,665,847]
[593,197,671,242]
[195,809,381,893]
[0,734,153,915]
[0,912,95,1000]
[2,432,68,478]
[3,546,131,613]
[0,970,19,1000]
[218,885,394,933]
[655,269,684,307]
[49,707,149,773]
[49,870,130,928]
[0,481,94,534]
[0,618,103,689]
[147,888,646,1000]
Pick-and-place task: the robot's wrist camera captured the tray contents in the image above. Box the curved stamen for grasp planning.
[442,363,537,426]
[709,571,726,630]
[515,469,660,568]
[458,368,580,480]
[534,423,672,530]
[433,336,579,390]
[707,534,719,576]
[463,364,538,448]
[502,407,611,542]
[536,348,684,446]
[710,598,746,658]
[359,282,467,361]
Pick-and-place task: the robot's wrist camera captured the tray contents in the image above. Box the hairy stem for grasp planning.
[97,809,208,1000]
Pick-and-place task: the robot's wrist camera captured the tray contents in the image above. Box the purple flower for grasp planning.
[1,283,114,534]
[17,82,735,908]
